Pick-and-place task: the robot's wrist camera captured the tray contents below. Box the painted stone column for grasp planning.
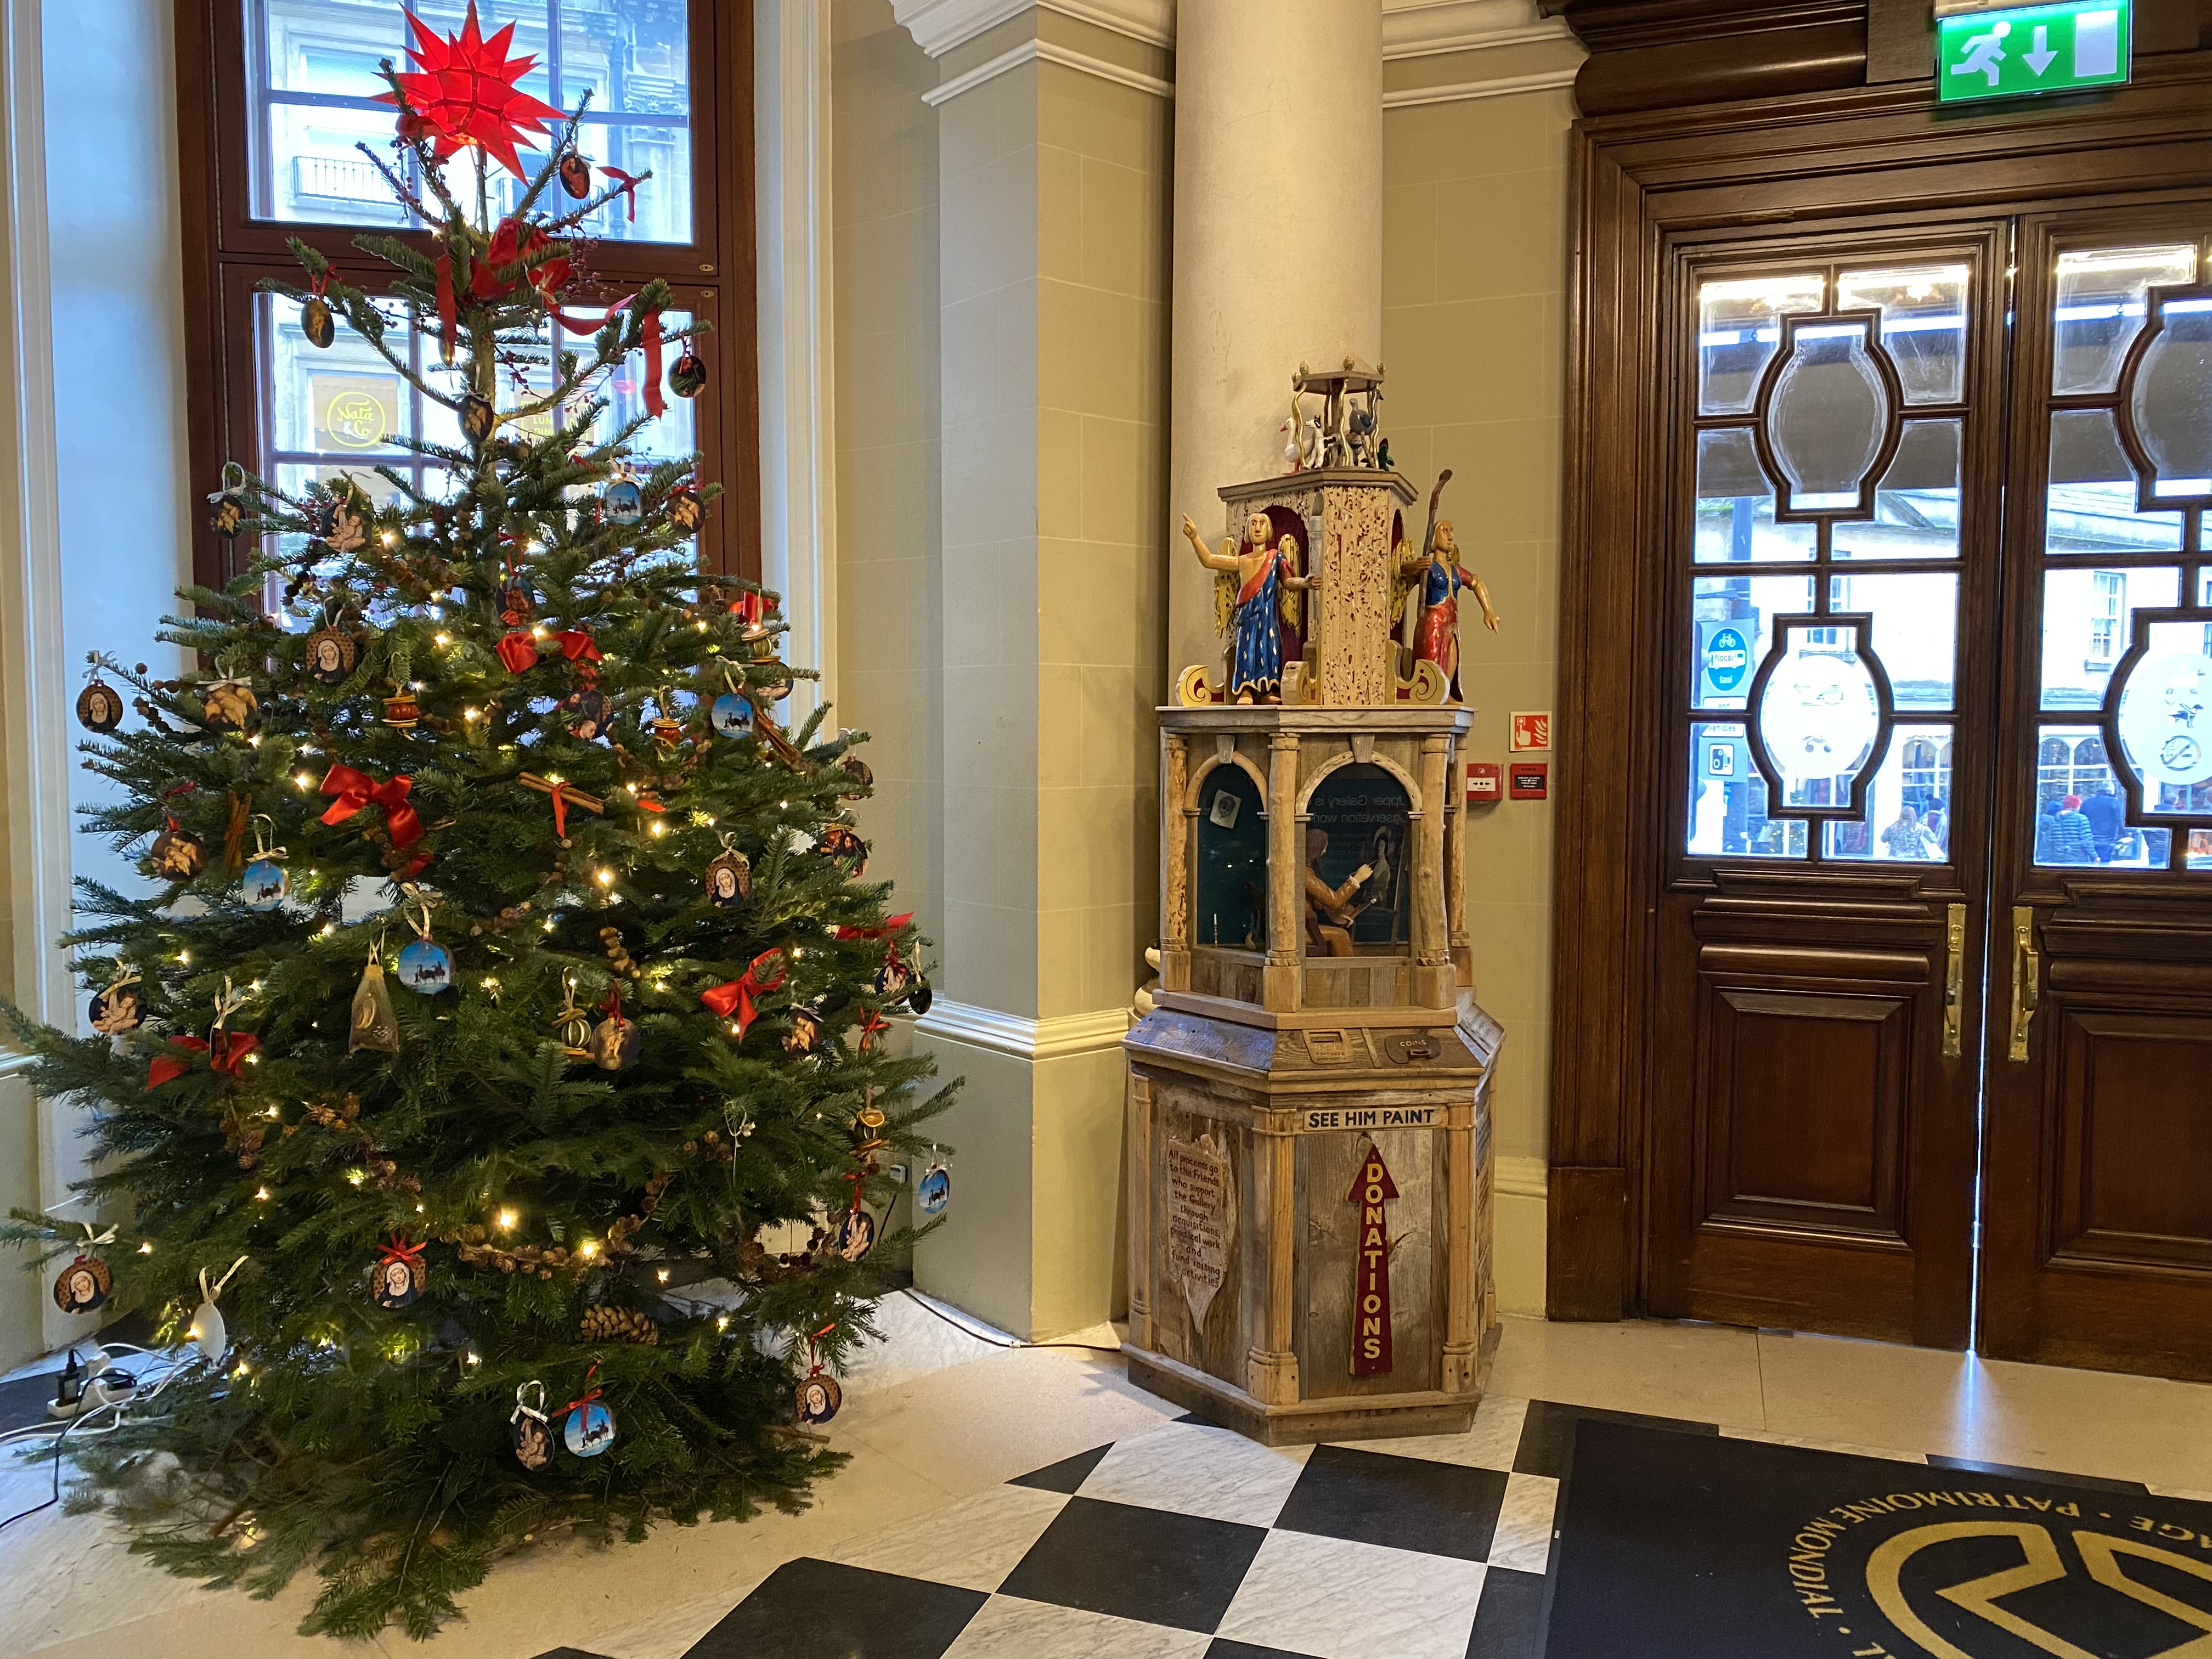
[1167,0,1385,682]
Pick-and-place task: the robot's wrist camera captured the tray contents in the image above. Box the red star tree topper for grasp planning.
[382,2,565,179]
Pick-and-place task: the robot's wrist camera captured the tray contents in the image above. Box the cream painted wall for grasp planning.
[1382,33,1582,1312]
[832,0,946,948]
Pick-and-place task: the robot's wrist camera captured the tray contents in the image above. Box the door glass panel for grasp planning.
[1757,627,1882,803]
[1824,723,1953,861]
[2052,245,2198,396]
[1692,575,1812,709]
[2131,294,2212,500]
[1688,721,1806,857]
[2035,726,2169,866]
[1839,264,1970,405]
[2047,410,2186,550]
[1837,572,1956,712]
[2115,619,2212,809]
[2039,566,2179,711]
[1699,274,1825,415]
[1694,430,1816,562]
[1768,320,1889,510]
[2190,830,2212,870]
[1834,419,1961,560]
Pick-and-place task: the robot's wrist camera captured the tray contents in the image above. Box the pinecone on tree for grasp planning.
[579,1303,659,1346]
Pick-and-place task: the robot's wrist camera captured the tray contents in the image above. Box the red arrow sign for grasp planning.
[1346,1143,1398,1375]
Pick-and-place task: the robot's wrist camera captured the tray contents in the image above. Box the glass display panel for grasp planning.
[1767,320,1890,510]
[2039,565,2179,712]
[1823,724,1954,861]
[2046,409,2185,552]
[1832,420,1961,561]
[1757,627,1882,808]
[1691,574,1812,710]
[1193,763,1267,950]
[1688,722,1805,858]
[1304,765,1412,951]
[1835,572,1956,711]
[1697,274,1825,416]
[2115,618,2212,812]
[245,0,693,244]
[1694,430,1816,563]
[1837,264,1969,406]
[2053,245,2198,397]
[2131,294,2212,501]
[2036,725,2168,866]
[2190,830,2212,871]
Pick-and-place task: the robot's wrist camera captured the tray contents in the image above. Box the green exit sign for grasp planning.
[1937,0,2131,101]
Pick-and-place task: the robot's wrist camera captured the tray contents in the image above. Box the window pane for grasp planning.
[1823,724,1953,861]
[1833,420,1961,561]
[2039,565,2179,712]
[2047,409,2184,552]
[2035,725,2168,867]
[1697,274,1825,416]
[1765,319,1888,511]
[2052,244,2198,397]
[1691,574,1811,710]
[246,1,693,243]
[1843,571,1957,712]
[1838,263,1969,406]
[1693,429,1816,563]
[1688,721,1805,859]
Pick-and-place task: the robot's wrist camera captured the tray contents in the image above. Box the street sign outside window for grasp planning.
[1937,0,2131,101]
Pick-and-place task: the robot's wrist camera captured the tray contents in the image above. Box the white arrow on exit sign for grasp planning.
[2024,22,2058,71]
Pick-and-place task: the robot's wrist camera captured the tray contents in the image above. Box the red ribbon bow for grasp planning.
[379,1234,426,1271]
[496,630,539,673]
[601,165,642,222]
[473,216,569,300]
[319,764,424,849]
[565,1360,603,1419]
[145,1030,259,1090]
[730,590,767,626]
[701,949,786,1038]
[859,1011,890,1050]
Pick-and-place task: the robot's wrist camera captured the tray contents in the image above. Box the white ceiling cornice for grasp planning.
[1383,0,1572,60]
[893,0,1174,57]
[892,1,1571,67]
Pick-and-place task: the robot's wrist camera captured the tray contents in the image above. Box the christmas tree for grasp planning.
[2,7,948,1639]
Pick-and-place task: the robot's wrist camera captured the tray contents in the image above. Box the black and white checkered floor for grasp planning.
[548,1393,1587,1659]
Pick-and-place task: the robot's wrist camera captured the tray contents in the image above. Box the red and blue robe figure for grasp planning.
[1410,520,1498,703]
[1231,544,1291,699]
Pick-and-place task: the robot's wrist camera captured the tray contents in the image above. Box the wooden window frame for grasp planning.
[173,0,759,592]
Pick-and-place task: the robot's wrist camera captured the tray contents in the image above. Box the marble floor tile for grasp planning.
[1465,1567,1548,1659]
[1484,1471,1558,1575]
[679,1558,985,1659]
[939,1595,1212,1658]
[1487,1314,1767,1430]
[1211,1529,1488,1659]
[1271,1443,1508,1560]
[825,1483,1073,1593]
[834,1347,1181,1497]
[996,1494,1267,1633]
[1754,1330,2212,1489]
[1075,1422,1311,1527]
[1332,1391,1528,1472]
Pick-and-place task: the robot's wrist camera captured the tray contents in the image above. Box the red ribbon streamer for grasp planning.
[435,253,456,364]
[640,309,664,419]
[319,764,424,850]
[545,781,582,838]
[834,913,913,943]
[601,165,642,222]
[701,950,786,1037]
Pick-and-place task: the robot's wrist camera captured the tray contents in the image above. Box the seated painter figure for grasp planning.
[1302,827,1373,957]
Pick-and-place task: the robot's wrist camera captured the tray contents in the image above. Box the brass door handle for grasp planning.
[1943,903,1965,1059]
[2007,904,2040,1063]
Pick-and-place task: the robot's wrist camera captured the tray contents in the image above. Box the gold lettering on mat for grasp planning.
[1163,1133,1234,1329]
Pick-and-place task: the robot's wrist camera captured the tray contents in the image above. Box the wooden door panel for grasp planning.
[1979,207,2212,1381]
[1702,982,1909,1232]
[2055,1010,2212,1267]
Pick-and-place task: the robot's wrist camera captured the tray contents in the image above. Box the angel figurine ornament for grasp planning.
[1180,509,1319,705]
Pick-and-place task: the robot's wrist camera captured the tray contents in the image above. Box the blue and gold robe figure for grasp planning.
[1182,510,1317,704]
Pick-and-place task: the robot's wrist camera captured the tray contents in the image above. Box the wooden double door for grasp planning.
[1645,199,2212,1378]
